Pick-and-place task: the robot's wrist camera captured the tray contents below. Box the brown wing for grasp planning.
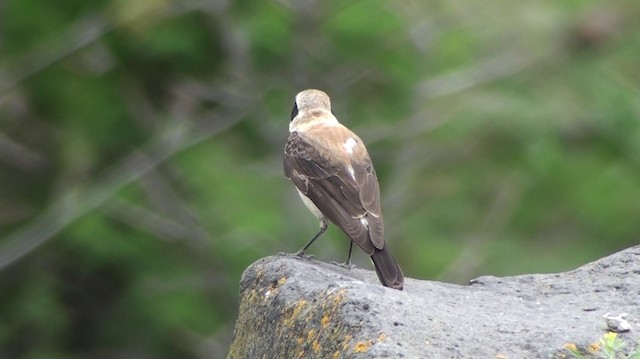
[355,160,384,249]
[284,130,384,254]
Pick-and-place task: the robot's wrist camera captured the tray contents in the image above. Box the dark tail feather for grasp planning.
[370,247,404,290]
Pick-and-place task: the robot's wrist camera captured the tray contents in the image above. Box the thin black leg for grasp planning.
[295,220,328,256]
[344,241,353,265]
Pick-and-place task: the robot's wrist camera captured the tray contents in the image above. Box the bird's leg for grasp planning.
[295,220,328,257]
[331,241,355,269]
[344,241,354,266]
[334,241,355,269]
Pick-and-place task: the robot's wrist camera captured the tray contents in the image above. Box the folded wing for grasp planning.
[284,129,384,254]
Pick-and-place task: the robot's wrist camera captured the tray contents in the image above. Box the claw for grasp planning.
[330,261,355,269]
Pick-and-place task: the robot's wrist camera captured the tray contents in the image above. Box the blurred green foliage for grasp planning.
[1,0,639,357]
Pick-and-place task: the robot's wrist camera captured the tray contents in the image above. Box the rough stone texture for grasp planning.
[227,246,640,359]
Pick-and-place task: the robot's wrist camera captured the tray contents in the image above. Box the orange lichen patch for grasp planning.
[312,339,321,353]
[350,334,388,354]
[354,341,371,353]
[587,342,600,352]
[292,300,308,316]
[296,336,304,346]
[495,354,508,359]
[283,300,309,327]
[342,335,353,350]
[564,343,578,352]
[332,350,340,359]
[321,315,330,328]
[277,276,287,286]
[307,329,315,341]
[332,289,347,306]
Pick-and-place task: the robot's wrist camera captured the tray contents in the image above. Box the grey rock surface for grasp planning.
[228,246,640,359]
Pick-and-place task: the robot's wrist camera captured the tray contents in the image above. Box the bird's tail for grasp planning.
[370,246,404,290]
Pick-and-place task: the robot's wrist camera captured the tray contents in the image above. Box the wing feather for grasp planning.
[284,130,384,253]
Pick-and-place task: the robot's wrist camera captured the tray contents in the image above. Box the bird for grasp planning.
[283,89,404,290]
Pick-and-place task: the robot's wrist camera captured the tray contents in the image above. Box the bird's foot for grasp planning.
[296,250,314,259]
[330,261,355,269]
[278,250,313,259]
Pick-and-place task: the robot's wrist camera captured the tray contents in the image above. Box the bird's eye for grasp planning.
[290,103,299,121]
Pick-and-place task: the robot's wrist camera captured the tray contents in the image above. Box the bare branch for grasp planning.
[0,110,245,270]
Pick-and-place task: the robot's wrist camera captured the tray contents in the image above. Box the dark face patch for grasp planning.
[290,102,299,121]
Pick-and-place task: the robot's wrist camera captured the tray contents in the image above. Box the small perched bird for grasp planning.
[283,89,404,290]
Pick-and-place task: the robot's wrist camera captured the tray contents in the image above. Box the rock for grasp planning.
[227,246,640,358]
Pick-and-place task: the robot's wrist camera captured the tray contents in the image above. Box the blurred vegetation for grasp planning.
[1,0,640,357]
